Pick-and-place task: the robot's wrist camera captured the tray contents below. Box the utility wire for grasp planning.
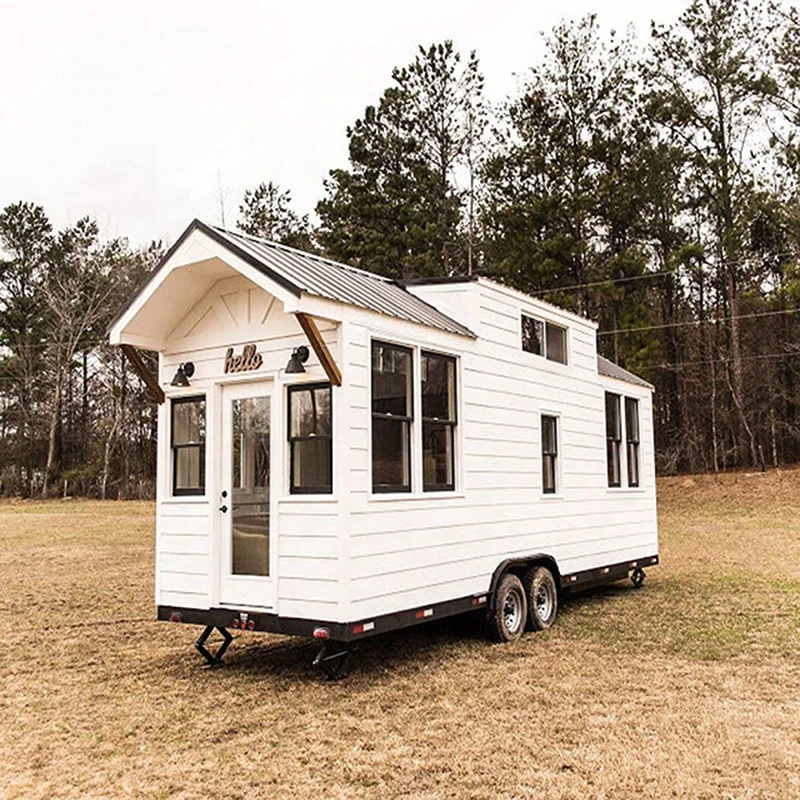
[530,250,799,296]
[598,307,800,336]
[647,349,800,370]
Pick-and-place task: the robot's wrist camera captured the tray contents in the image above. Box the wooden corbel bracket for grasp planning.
[294,313,342,387]
[120,343,165,404]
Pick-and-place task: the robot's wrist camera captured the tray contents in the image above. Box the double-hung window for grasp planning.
[172,396,206,496]
[605,392,622,488]
[421,352,457,492]
[288,383,332,494]
[521,314,568,364]
[625,397,640,488]
[541,415,558,494]
[371,341,413,492]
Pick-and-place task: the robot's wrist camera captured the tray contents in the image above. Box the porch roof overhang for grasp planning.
[108,219,475,351]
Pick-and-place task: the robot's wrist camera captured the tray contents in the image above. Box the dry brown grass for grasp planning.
[1,469,799,799]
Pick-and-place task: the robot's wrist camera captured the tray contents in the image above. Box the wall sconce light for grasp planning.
[286,346,310,374]
[171,362,195,387]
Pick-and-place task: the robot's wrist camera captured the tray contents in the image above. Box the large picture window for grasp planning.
[625,397,640,488]
[605,392,622,488]
[372,341,413,492]
[172,396,206,496]
[521,314,568,364]
[288,383,332,494]
[422,352,457,492]
[541,415,558,494]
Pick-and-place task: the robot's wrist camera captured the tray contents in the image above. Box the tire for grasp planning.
[486,573,528,643]
[523,566,558,630]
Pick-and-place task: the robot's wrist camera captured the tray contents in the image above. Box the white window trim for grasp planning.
[367,336,463,501]
[520,311,570,366]
[539,410,563,499]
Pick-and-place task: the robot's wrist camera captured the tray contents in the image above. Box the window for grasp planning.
[372,341,413,492]
[172,396,205,496]
[605,392,622,488]
[288,383,332,494]
[625,397,640,488]
[422,352,457,491]
[521,314,568,364]
[545,323,567,364]
[521,314,544,355]
[541,415,558,494]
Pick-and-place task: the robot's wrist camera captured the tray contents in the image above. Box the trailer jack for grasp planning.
[313,642,357,681]
[195,625,233,667]
[630,568,646,589]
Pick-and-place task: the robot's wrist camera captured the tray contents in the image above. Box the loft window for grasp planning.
[605,392,622,488]
[422,352,457,492]
[288,383,332,494]
[541,415,558,494]
[371,341,413,493]
[172,396,206,496]
[521,314,568,364]
[625,397,640,488]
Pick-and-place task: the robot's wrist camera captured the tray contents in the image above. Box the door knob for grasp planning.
[219,505,228,513]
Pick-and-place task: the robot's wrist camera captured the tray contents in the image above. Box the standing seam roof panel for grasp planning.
[210,225,475,337]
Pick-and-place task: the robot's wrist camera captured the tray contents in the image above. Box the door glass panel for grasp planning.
[231,396,270,576]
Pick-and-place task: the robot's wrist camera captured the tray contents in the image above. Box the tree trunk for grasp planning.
[42,375,63,499]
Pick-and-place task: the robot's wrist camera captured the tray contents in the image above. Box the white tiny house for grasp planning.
[109,219,658,677]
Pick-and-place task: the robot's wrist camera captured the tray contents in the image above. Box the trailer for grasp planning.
[108,219,658,679]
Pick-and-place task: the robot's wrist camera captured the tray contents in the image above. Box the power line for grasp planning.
[647,349,800,370]
[530,251,799,296]
[598,307,800,337]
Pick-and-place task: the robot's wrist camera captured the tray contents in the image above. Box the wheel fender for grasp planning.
[488,555,561,597]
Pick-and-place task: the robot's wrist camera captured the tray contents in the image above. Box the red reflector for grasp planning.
[313,627,330,640]
[352,624,364,635]
[232,619,239,628]
[169,612,182,623]
[248,620,255,630]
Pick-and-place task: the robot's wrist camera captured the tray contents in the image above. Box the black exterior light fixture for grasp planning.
[171,362,195,387]
[286,345,310,374]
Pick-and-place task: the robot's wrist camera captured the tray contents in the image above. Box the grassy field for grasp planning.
[1,470,799,799]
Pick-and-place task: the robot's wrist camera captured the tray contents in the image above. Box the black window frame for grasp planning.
[521,313,568,365]
[605,392,622,488]
[171,395,206,497]
[541,414,558,495]
[421,350,458,493]
[371,340,413,494]
[287,381,333,495]
[625,396,640,488]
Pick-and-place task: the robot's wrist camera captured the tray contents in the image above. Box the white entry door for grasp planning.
[219,381,276,609]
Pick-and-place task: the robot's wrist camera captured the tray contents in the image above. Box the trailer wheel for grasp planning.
[486,573,527,643]
[523,566,558,630]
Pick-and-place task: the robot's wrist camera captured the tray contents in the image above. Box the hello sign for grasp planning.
[224,343,263,374]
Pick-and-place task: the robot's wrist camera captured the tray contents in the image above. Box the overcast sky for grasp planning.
[2,0,691,249]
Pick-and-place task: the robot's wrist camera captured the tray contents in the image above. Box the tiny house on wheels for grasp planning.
[108,219,658,679]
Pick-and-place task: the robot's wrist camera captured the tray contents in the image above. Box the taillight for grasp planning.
[313,627,330,640]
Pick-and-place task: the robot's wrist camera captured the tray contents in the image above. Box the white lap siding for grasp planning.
[155,281,344,618]
[345,281,657,621]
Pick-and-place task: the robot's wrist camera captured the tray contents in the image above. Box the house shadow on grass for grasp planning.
[158,582,648,684]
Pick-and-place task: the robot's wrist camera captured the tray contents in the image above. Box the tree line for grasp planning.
[2,0,800,497]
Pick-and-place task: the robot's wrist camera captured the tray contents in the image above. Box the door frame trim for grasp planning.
[215,377,278,611]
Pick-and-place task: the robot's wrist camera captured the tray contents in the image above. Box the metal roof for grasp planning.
[203,222,476,338]
[597,355,653,389]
